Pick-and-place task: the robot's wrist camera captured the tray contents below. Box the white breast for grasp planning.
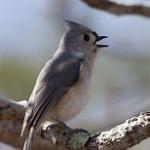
[51,63,91,121]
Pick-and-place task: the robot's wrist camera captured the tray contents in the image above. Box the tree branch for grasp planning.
[0,97,66,150]
[0,96,25,121]
[40,112,150,150]
[82,0,150,17]
[0,96,150,150]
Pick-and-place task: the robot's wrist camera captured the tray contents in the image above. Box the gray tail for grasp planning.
[23,126,35,150]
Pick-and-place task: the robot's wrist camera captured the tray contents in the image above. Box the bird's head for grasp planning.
[59,21,108,60]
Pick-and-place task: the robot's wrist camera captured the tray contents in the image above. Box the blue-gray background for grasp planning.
[0,0,150,149]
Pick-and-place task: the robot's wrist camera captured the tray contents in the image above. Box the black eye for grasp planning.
[83,34,90,41]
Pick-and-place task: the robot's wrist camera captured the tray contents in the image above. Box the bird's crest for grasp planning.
[65,20,91,31]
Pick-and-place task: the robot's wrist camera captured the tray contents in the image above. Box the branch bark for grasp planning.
[82,0,150,17]
[0,96,150,150]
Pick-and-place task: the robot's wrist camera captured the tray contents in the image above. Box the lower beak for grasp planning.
[96,36,108,48]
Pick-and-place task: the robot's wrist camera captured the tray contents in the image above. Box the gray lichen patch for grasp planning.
[68,129,90,149]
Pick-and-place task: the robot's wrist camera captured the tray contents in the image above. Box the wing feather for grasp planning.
[22,54,82,132]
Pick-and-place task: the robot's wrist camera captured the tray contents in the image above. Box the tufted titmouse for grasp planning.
[21,21,108,150]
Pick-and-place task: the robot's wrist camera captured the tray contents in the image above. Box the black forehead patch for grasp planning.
[92,31,98,37]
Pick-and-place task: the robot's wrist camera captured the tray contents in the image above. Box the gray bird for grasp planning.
[21,21,108,150]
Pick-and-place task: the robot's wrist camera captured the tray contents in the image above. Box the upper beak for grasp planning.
[96,36,108,48]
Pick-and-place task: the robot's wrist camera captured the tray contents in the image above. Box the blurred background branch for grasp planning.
[82,0,150,17]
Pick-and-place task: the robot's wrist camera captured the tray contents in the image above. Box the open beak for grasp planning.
[96,35,108,48]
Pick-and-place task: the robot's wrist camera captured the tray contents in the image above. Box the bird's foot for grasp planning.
[40,121,90,149]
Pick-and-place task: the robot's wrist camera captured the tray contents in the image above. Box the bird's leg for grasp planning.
[39,121,71,145]
[38,121,90,149]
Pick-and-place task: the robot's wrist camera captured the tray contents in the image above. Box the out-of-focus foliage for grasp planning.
[0,58,40,100]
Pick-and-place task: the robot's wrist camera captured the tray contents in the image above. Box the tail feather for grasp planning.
[21,121,27,137]
[23,126,35,150]
[21,107,33,137]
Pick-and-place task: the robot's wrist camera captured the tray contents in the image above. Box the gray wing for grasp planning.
[26,55,82,128]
